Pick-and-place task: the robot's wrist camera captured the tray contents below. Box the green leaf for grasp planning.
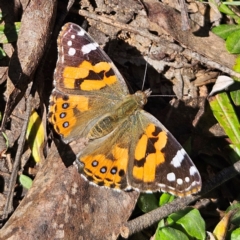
[228,144,240,162]
[26,111,45,162]
[212,25,240,40]
[19,174,33,189]
[223,2,240,6]
[159,192,175,206]
[0,22,21,43]
[230,90,240,106]
[226,203,240,225]
[156,226,189,240]
[158,219,165,228]
[226,30,240,53]
[0,47,6,59]
[137,193,159,213]
[230,228,240,240]
[1,131,9,149]
[168,208,205,240]
[219,3,236,15]
[233,55,240,73]
[209,93,240,149]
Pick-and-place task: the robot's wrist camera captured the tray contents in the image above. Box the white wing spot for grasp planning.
[167,172,176,182]
[81,43,99,55]
[189,166,198,176]
[67,40,72,46]
[185,177,190,182]
[171,148,186,168]
[77,29,85,36]
[177,178,183,185]
[191,181,196,187]
[71,35,75,39]
[68,47,76,56]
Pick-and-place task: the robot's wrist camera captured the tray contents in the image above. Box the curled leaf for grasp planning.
[26,110,44,162]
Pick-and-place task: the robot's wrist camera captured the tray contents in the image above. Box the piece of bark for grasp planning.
[2,0,57,131]
[143,0,236,70]
[0,143,138,239]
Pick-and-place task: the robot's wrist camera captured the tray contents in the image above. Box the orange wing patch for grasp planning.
[133,124,167,182]
[63,60,117,91]
[49,92,89,137]
[80,144,128,189]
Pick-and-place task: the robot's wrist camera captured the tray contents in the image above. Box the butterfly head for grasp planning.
[134,89,152,107]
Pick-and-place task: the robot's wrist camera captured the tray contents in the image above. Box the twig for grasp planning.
[183,49,240,79]
[179,0,191,31]
[2,85,33,221]
[77,9,166,43]
[120,160,240,238]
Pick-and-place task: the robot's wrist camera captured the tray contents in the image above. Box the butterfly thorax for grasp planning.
[87,90,150,140]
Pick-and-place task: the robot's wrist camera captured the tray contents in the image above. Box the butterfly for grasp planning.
[48,22,202,197]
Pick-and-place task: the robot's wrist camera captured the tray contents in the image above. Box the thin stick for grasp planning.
[2,87,32,220]
[179,0,191,31]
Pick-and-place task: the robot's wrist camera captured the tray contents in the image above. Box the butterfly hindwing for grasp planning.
[129,111,202,196]
[77,120,132,190]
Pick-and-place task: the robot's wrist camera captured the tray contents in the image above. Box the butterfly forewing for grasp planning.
[54,23,129,97]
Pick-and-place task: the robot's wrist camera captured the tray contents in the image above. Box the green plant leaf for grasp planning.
[226,202,240,225]
[226,30,240,53]
[209,92,240,151]
[230,90,240,106]
[159,192,175,206]
[229,228,240,240]
[228,144,240,162]
[137,193,159,213]
[233,55,240,73]
[0,22,21,43]
[0,47,6,59]
[212,24,240,40]
[156,226,189,240]
[219,3,236,15]
[223,1,240,6]
[26,110,45,163]
[19,174,33,190]
[168,208,205,240]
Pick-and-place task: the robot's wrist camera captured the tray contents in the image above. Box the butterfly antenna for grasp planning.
[141,44,152,91]
[141,61,148,91]
[142,44,176,98]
